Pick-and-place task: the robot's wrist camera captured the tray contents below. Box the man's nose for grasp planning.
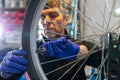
[43,19,48,24]
[44,15,51,23]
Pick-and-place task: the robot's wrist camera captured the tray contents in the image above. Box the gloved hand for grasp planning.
[0,50,28,78]
[41,37,80,60]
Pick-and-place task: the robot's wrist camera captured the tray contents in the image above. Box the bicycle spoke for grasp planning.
[38,27,104,42]
[81,0,107,31]
[106,0,114,32]
[111,20,120,33]
[45,59,78,76]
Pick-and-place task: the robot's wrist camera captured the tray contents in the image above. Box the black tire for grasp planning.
[22,0,48,80]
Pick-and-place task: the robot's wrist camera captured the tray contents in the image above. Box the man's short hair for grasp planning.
[45,0,72,15]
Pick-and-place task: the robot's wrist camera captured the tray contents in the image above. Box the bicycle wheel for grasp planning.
[22,0,120,80]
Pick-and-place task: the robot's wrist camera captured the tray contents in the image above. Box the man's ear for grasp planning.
[63,15,70,25]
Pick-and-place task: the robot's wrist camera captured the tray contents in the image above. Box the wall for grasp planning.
[80,0,120,42]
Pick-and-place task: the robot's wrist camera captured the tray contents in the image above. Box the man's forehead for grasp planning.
[42,8,61,14]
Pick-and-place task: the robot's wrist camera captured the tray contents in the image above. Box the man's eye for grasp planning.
[49,13,58,18]
[41,15,45,19]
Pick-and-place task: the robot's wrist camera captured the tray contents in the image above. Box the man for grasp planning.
[0,0,101,80]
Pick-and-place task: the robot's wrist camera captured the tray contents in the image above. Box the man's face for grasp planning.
[41,7,67,38]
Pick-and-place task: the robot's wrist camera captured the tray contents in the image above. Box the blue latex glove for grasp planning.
[41,37,80,60]
[0,50,28,78]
